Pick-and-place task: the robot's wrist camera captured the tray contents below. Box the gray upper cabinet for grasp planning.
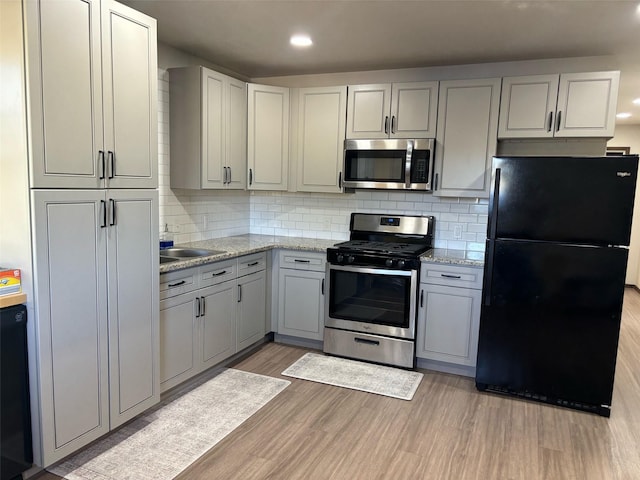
[498,71,620,139]
[433,78,501,198]
[295,86,347,193]
[169,66,247,189]
[247,83,290,190]
[346,82,438,139]
[25,0,157,189]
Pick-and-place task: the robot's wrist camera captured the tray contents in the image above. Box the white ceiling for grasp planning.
[122,0,640,125]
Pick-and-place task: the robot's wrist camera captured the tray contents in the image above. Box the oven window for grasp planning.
[344,150,405,182]
[329,269,411,328]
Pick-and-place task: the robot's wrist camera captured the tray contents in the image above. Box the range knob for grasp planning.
[347,255,355,264]
[397,259,406,269]
[385,258,395,268]
[336,253,344,263]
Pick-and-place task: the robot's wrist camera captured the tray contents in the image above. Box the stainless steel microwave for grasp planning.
[342,138,435,191]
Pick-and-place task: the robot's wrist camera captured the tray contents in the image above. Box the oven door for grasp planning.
[324,263,418,339]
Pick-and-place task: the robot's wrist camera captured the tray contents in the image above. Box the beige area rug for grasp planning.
[49,369,290,480]
[282,352,423,401]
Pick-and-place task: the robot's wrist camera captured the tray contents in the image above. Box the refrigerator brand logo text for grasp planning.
[617,172,632,177]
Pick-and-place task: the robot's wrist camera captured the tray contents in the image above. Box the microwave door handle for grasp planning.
[405,140,413,188]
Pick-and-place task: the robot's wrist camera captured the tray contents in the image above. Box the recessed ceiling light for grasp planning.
[616,112,632,119]
[290,34,312,47]
[633,98,640,105]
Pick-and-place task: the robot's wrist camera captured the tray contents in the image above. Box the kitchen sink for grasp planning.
[160,247,225,258]
[160,256,180,264]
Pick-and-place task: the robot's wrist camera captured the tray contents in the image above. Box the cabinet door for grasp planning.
[102,0,157,188]
[200,281,237,370]
[160,293,197,393]
[31,190,109,466]
[226,77,248,189]
[237,271,267,350]
[346,84,391,139]
[417,283,481,366]
[433,78,500,198]
[247,84,289,190]
[390,81,438,138]
[297,86,347,193]
[201,69,226,188]
[556,71,619,138]
[498,74,559,139]
[106,190,159,427]
[278,269,325,340]
[26,0,104,189]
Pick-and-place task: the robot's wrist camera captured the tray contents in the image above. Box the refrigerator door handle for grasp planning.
[489,168,501,239]
[483,240,495,306]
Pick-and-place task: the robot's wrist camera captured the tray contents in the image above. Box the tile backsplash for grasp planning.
[158,69,488,251]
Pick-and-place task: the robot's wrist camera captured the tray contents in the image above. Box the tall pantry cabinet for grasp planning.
[22,0,159,467]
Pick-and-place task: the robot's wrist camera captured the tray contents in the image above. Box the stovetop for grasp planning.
[332,240,431,257]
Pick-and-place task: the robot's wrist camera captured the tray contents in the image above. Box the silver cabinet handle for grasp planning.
[237,284,242,303]
[211,270,227,277]
[195,297,201,317]
[384,116,389,134]
[321,278,325,295]
[338,171,342,189]
[547,112,553,132]
[200,296,205,316]
[223,166,228,184]
[249,168,253,186]
[555,110,562,132]
[434,173,439,191]
[391,115,396,134]
[167,280,185,287]
[441,274,461,279]
[420,289,424,308]
[294,259,310,263]
[247,261,259,267]
[228,166,232,183]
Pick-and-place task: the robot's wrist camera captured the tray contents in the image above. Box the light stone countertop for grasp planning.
[159,234,339,273]
[420,248,485,267]
[160,234,485,273]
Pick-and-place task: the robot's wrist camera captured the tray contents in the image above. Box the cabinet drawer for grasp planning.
[237,252,267,277]
[199,259,237,287]
[279,250,325,272]
[420,263,483,290]
[160,268,197,300]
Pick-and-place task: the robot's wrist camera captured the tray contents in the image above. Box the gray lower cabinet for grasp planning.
[417,263,483,368]
[200,282,237,370]
[160,292,198,390]
[237,270,267,350]
[277,251,326,341]
[160,252,267,393]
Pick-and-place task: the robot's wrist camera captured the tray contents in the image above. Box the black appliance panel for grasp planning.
[409,148,432,184]
[344,149,406,183]
[484,239,628,310]
[1,304,33,479]
[490,156,638,246]
[328,268,412,328]
[478,239,628,407]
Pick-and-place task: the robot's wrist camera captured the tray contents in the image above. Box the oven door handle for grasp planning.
[327,263,414,277]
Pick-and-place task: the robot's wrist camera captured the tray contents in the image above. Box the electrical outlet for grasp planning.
[453,224,462,239]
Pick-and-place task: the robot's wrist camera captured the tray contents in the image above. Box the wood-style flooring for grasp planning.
[42,288,640,479]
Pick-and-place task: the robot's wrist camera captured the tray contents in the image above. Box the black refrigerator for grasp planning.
[476,155,639,417]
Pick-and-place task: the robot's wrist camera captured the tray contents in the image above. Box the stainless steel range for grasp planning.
[324,213,435,368]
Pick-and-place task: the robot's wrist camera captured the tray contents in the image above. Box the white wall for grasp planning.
[609,125,640,285]
[0,0,42,468]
